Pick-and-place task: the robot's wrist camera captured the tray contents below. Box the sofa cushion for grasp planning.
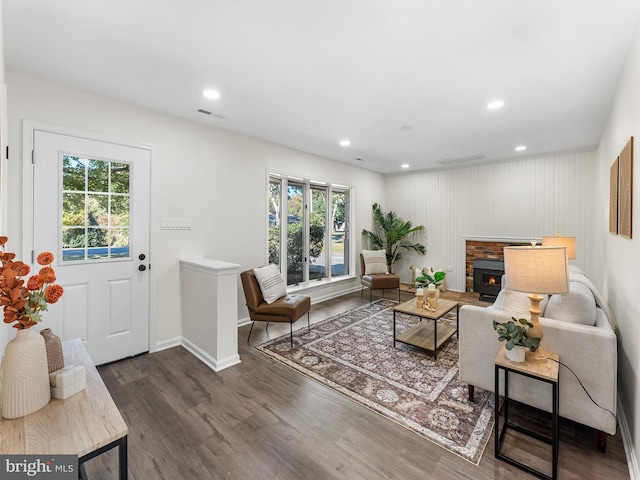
[253,264,287,304]
[501,289,548,318]
[361,249,388,274]
[544,281,596,326]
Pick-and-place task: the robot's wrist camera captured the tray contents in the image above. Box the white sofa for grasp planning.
[459,266,617,451]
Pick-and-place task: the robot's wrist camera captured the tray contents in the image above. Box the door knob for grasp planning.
[139,265,147,271]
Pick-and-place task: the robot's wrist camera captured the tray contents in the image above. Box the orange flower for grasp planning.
[37,252,54,266]
[0,236,63,329]
[27,276,44,291]
[45,285,64,304]
[38,266,57,283]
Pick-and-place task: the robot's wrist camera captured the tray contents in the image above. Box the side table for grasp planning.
[494,346,559,480]
[0,339,128,479]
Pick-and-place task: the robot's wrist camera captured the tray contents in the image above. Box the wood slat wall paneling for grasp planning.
[385,151,598,290]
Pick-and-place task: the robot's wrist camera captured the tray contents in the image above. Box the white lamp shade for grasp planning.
[542,235,576,259]
[503,246,569,295]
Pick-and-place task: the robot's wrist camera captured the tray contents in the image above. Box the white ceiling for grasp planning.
[4,0,640,174]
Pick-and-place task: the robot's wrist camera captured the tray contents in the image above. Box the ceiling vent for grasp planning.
[437,154,486,166]
[197,109,226,119]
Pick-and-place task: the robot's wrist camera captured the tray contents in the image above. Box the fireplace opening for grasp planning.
[473,259,505,301]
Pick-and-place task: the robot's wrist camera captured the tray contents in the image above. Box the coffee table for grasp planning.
[393,298,459,360]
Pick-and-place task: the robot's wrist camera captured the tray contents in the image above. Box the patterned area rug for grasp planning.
[255,299,494,465]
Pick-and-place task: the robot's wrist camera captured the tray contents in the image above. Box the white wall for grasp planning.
[598,17,640,478]
[385,151,599,290]
[5,71,385,349]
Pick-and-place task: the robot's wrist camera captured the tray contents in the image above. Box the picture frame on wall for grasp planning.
[610,157,619,235]
[618,137,633,239]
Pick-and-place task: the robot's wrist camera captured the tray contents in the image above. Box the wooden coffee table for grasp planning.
[393,298,459,360]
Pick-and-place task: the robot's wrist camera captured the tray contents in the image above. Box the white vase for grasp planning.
[506,345,526,362]
[1,328,51,419]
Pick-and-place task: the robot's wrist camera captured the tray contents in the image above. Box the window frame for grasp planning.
[267,171,353,289]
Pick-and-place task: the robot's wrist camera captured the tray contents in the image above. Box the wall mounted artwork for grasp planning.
[618,137,633,239]
[610,157,618,235]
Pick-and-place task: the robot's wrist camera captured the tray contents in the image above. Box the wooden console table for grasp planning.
[0,338,128,479]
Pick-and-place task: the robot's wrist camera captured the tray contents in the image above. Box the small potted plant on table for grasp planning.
[492,317,541,362]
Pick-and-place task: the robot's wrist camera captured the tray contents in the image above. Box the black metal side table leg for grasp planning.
[119,435,128,480]
[553,383,558,480]
[494,364,500,457]
[393,310,396,348]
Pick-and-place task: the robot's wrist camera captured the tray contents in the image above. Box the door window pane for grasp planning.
[62,192,85,226]
[87,159,109,192]
[110,163,130,193]
[61,155,131,262]
[88,194,109,226]
[63,156,86,191]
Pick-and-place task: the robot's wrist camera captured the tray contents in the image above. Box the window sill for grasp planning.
[287,275,358,294]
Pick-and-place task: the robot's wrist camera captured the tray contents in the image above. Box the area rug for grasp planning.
[255,299,495,465]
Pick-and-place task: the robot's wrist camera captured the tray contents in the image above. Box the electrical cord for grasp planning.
[546,357,617,421]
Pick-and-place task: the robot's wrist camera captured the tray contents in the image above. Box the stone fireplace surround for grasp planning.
[464,237,530,292]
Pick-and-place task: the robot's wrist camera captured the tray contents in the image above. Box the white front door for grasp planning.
[29,128,151,365]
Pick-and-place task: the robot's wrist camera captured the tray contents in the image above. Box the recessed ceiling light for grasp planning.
[339,140,351,147]
[515,145,527,151]
[203,89,220,100]
[487,100,504,110]
[401,164,410,169]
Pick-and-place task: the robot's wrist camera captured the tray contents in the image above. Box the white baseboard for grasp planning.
[155,337,181,352]
[310,285,362,304]
[618,397,638,480]
[181,337,241,372]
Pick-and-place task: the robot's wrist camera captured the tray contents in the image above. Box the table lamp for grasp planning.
[503,245,569,361]
[542,233,576,260]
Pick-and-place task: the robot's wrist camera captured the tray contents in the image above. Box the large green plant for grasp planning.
[361,203,425,272]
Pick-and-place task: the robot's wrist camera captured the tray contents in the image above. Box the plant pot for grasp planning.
[506,345,526,362]
[1,328,51,419]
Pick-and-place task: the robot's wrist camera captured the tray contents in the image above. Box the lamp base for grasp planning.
[525,349,548,363]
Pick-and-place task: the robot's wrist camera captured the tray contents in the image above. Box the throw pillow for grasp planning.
[502,289,549,318]
[544,281,597,326]
[362,249,388,274]
[253,264,287,304]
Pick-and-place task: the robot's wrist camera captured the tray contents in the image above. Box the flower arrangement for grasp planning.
[0,236,64,329]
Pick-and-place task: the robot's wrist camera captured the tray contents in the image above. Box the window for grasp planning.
[267,173,351,287]
[62,155,131,262]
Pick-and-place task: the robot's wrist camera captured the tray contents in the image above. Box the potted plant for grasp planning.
[492,317,541,362]
[414,270,445,289]
[361,203,425,273]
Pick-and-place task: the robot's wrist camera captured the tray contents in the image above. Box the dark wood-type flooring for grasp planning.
[86,289,630,479]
